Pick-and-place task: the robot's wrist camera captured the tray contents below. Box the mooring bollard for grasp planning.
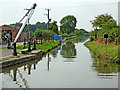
[28,40,31,52]
[13,42,17,56]
[32,40,36,50]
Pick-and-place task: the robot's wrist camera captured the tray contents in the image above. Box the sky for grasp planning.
[0,0,119,31]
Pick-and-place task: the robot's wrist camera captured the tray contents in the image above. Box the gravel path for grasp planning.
[0,42,24,60]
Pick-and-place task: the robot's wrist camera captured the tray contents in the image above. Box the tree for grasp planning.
[60,15,77,34]
[34,29,55,38]
[90,13,115,29]
[49,21,58,34]
[36,22,47,30]
[101,20,117,29]
[10,22,47,33]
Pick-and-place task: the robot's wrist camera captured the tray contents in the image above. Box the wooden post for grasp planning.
[39,38,40,44]
[23,38,26,48]
[53,37,54,41]
[48,37,49,41]
[45,37,46,43]
[41,37,42,44]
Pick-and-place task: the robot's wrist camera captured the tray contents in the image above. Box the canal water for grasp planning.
[0,37,119,88]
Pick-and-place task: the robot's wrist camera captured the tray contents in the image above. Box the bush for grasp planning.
[34,29,55,38]
[90,36,94,41]
[61,33,70,37]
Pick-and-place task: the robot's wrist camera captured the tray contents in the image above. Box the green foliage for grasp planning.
[97,27,118,41]
[61,33,70,37]
[90,13,118,42]
[60,15,77,34]
[16,41,60,53]
[10,22,47,33]
[90,36,95,41]
[34,29,55,38]
[70,29,89,36]
[49,21,58,34]
[90,13,115,28]
[58,31,62,35]
[101,20,117,30]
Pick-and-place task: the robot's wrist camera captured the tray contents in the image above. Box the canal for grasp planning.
[0,37,118,88]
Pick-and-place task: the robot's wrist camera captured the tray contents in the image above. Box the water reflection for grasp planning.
[1,59,40,88]
[69,35,89,43]
[28,64,32,75]
[13,68,17,81]
[92,58,118,79]
[33,64,36,70]
[51,46,61,58]
[60,41,76,59]
[48,53,50,71]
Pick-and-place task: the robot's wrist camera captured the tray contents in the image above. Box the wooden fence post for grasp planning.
[41,37,42,44]
[23,38,26,48]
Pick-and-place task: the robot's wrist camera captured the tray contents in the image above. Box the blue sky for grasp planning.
[0,0,119,31]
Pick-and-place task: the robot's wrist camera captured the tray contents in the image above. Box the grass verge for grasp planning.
[84,41,119,63]
[16,41,60,52]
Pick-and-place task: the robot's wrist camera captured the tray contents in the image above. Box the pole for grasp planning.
[47,9,50,30]
[105,38,107,45]
[45,9,51,30]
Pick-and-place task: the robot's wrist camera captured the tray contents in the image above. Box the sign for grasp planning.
[104,34,108,38]
[54,34,62,40]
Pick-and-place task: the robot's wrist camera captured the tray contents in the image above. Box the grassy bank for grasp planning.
[84,41,119,63]
[16,41,60,52]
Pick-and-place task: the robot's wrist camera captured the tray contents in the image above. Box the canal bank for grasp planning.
[84,41,120,63]
[0,41,61,69]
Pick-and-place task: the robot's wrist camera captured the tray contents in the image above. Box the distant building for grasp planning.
[0,25,23,43]
[118,1,120,26]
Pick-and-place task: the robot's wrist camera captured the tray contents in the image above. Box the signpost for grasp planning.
[104,33,108,45]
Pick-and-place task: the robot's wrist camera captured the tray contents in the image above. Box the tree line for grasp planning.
[10,15,89,38]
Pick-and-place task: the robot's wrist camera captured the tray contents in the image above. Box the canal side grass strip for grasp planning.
[16,41,60,51]
[84,41,119,63]
[16,41,60,52]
